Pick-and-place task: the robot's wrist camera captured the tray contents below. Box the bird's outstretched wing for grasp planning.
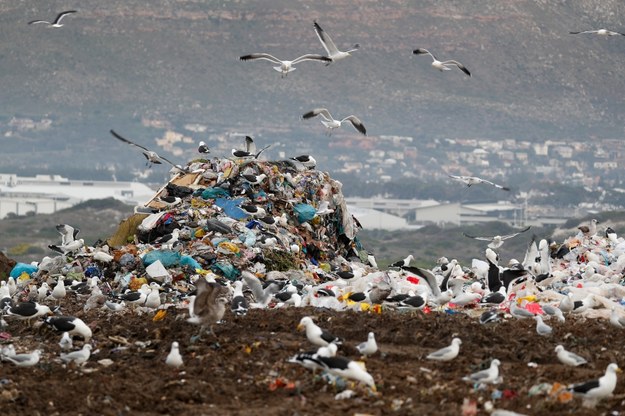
[462,232,493,242]
[478,178,510,191]
[313,21,338,56]
[303,108,333,121]
[500,226,531,240]
[110,130,150,152]
[342,115,367,135]
[55,10,77,24]
[239,53,282,64]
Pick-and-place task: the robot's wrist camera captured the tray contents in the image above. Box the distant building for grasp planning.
[0,173,155,219]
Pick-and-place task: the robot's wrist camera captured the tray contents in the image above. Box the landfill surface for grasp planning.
[2,157,625,415]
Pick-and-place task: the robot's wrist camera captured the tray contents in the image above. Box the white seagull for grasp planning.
[110,130,180,169]
[60,344,92,366]
[197,141,210,154]
[413,48,471,76]
[534,315,552,336]
[463,358,501,384]
[297,316,342,347]
[165,341,184,368]
[302,108,366,135]
[2,349,42,367]
[356,332,378,357]
[426,337,462,362]
[239,53,331,77]
[462,226,532,250]
[28,10,77,27]
[570,29,625,36]
[448,174,510,191]
[569,363,621,402]
[313,21,359,63]
[555,345,587,367]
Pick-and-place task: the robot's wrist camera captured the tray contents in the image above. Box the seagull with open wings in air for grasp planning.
[463,226,531,250]
[413,48,471,76]
[313,21,359,64]
[448,174,510,191]
[303,108,366,135]
[240,53,331,77]
[29,10,77,27]
[110,130,180,169]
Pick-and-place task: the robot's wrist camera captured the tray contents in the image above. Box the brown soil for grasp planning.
[2,299,625,416]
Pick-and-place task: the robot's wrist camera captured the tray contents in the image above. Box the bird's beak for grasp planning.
[617,367,623,374]
[296,323,304,331]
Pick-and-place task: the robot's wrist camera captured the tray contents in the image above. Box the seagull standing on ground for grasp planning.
[297,316,342,347]
[2,349,42,367]
[302,108,367,136]
[239,53,331,77]
[463,359,501,384]
[426,338,462,362]
[165,341,184,368]
[448,174,510,191]
[413,48,471,76]
[60,344,92,365]
[570,29,625,36]
[313,21,359,63]
[462,226,531,250]
[569,363,621,402]
[110,130,180,169]
[555,345,588,367]
[356,332,378,357]
[187,278,230,335]
[28,10,77,27]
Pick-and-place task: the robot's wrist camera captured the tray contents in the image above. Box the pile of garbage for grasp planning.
[4,156,375,311]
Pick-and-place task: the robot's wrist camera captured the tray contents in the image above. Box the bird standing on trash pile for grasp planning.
[187,278,230,335]
[356,332,377,357]
[298,316,342,347]
[5,301,52,324]
[1,349,42,367]
[555,345,587,367]
[578,219,598,238]
[60,344,92,365]
[197,141,210,154]
[166,341,184,368]
[426,338,462,362]
[56,224,80,245]
[45,316,92,341]
[230,280,248,316]
[48,238,85,255]
[569,363,621,403]
[463,359,501,384]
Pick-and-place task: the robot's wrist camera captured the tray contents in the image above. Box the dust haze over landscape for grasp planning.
[1,0,625,187]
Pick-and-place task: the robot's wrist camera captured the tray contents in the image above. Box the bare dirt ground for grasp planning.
[2,298,625,416]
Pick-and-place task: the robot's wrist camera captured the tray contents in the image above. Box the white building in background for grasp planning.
[0,173,156,219]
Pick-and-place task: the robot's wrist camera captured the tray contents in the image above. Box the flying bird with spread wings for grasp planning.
[448,175,510,191]
[240,53,331,77]
[302,108,366,135]
[313,21,359,63]
[413,48,471,76]
[28,10,77,27]
[110,130,180,169]
[463,226,532,249]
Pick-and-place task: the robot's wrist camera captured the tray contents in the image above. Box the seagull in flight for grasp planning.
[240,53,331,77]
[110,130,180,169]
[413,48,471,76]
[303,108,366,135]
[448,175,510,191]
[28,10,77,27]
[570,29,625,36]
[313,21,359,63]
[463,226,532,249]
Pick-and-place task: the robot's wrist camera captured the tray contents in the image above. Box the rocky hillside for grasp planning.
[0,0,624,176]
